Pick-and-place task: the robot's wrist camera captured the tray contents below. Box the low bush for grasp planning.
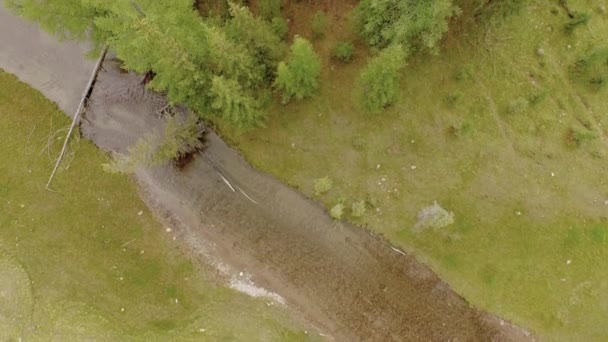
[271,16,289,40]
[313,176,333,196]
[564,12,591,34]
[351,200,367,218]
[332,42,354,62]
[312,11,328,39]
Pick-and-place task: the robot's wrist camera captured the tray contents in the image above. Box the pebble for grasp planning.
[566,259,572,265]
[604,200,608,205]
[120,308,125,312]
[515,211,522,216]
[199,328,206,332]
[166,227,172,233]
[376,164,381,170]
[411,165,417,170]
[551,172,555,177]
[137,211,143,216]
[600,4,606,13]
[239,272,244,276]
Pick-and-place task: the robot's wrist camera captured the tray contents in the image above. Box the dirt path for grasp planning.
[0,6,534,341]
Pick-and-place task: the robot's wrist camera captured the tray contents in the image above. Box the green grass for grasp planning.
[0,70,316,341]
[219,1,608,340]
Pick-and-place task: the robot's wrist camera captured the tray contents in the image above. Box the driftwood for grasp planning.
[45,46,108,190]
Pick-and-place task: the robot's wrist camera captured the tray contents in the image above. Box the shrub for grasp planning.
[564,12,591,34]
[358,44,407,112]
[330,203,345,220]
[351,136,366,150]
[313,176,333,196]
[105,113,205,173]
[258,0,281,20]
[567,128,597,147]
[469,0,524,22]
[275,37,321,103]
[351,200,367,218]
[332,42,354,62]
[271,16,289,40]
[312,11,328,39]
[507,97,529,114]
[569,46,608,90]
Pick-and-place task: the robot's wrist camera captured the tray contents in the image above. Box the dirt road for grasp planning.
[0,5,534,341]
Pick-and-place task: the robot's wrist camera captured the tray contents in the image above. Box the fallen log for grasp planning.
[45,46,108,191]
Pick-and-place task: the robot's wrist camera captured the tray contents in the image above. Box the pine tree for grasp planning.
[274,37,321,104]
[354,0,459,53]
[358,44,407,112]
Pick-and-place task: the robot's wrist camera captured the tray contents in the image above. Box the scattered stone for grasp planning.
[599,4,606,14]
[239,272,244,277]
[376,164,381,170]
[19,204,25,208]
[165,227,172,233]
[536,48,545,57]
[551,172,555,177]
[561,278,566,282]
[604,200,608,205]
[411,165,417,170]
[137,210,143,216]
[515,211,522,216]
[414,201,455,232]
[199,328,206,332]
[120,307,125,312]
[566,259,572,265]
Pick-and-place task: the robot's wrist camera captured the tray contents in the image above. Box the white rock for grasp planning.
[566,259,572,265]
[137,211,143,216]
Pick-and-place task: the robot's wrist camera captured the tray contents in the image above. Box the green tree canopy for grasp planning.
[274,37,321,104]
[355,0,459,53]
[6,0,285,128]
[358,44,407,112]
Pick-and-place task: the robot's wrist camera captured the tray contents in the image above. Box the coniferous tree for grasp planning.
[274,37,321,104]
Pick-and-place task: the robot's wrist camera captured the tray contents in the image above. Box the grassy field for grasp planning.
[0,69,315,341]
[220,1,608,340]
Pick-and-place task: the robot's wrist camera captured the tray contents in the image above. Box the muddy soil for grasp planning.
[0,5,535,341]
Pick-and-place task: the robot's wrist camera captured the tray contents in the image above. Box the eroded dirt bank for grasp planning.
[0,6,534,341]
